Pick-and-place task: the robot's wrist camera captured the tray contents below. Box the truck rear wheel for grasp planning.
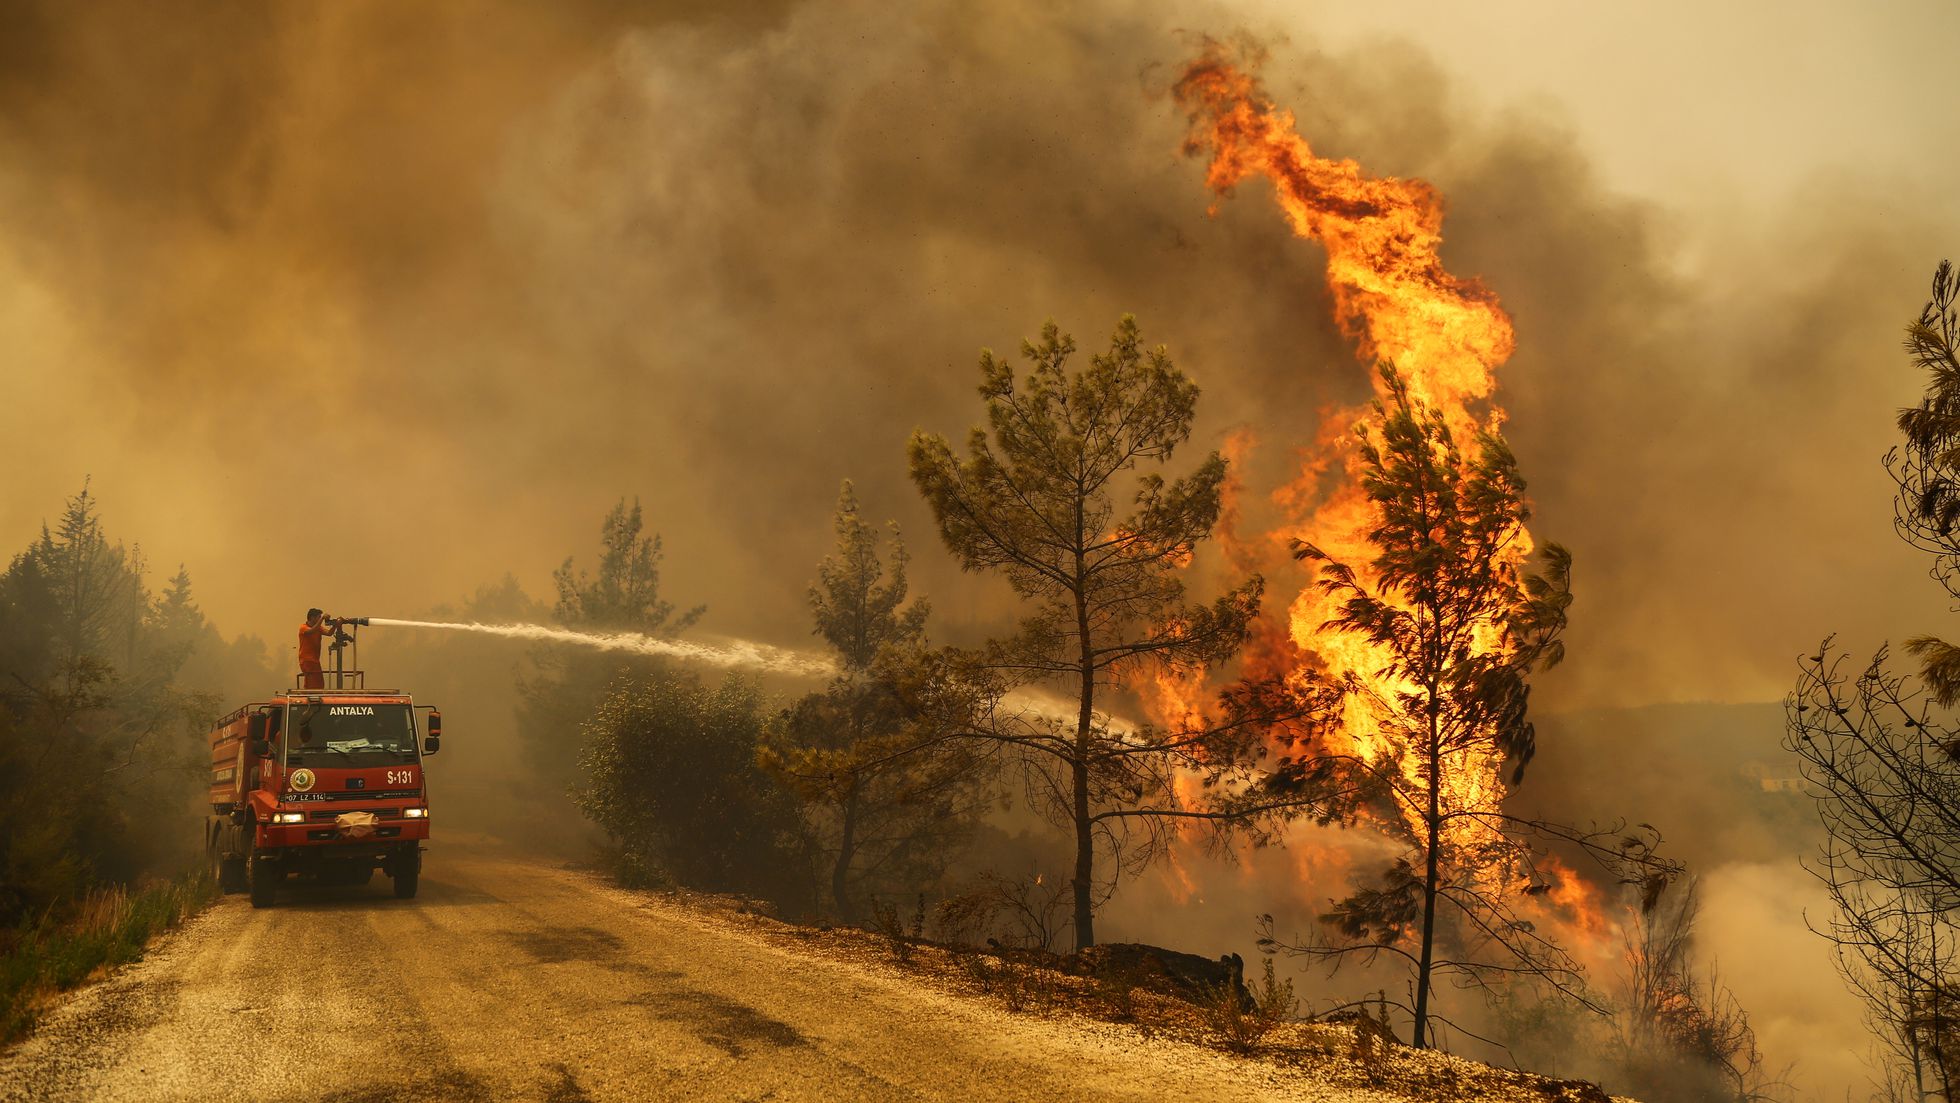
[219,856,247,895]
[248,848,278,909]
[208,827,247,894]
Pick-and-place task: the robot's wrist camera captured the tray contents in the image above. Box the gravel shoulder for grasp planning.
[0,837,1462,1103]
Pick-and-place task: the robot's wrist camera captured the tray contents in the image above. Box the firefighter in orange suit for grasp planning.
[299,607,333,689]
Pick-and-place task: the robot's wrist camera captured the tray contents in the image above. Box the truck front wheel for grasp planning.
[248,848,279,909]
[391,847,420,900]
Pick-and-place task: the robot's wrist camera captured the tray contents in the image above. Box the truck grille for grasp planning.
[308,808,405,821]
[305,827,402,841]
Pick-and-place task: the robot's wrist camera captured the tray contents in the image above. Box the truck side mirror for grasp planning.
[247,714,271,758]
[423,710,442,755]
[252,738,272,758]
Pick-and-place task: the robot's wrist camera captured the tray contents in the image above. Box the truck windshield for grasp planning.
[284,703,418,766]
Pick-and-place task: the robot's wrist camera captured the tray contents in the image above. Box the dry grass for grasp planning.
[869,896,925,966]
[0,868,217,1044]
[617,883,1635,1102]
[708,912,1634,1102]
[1199,957,1296,1054]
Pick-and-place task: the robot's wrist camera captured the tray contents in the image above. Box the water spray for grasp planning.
[360,620,1117,729]
[363,618,839,679]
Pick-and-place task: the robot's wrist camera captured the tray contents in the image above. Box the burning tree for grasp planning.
[761,482,996,922]
[1173,47,1675,1052]
[908,315,1265,951]
[1265,367,1623,1048]
[1784,261,1960,1103]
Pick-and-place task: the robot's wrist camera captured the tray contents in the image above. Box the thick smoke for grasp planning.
[1,3,1949,1097]
[0,1,1945,708]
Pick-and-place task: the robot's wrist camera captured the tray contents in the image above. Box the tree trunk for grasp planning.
[1071,495,1097,952]
[833,777,860,922]
[1072,754,1093,951]
[1412,706,1442,1048]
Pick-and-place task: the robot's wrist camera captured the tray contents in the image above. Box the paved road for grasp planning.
[0,840,1384,1102]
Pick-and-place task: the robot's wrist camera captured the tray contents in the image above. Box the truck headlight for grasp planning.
[403,807,428,818]
[273,812,304,824]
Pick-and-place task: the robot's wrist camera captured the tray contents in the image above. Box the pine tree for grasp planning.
[762,482,992,920]
[520,498,705,791]
[1286,366,1576,1048]
[909,315,1263,949]
[552,498,705,635]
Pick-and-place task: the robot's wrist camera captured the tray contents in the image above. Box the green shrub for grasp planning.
[576,673,814,911]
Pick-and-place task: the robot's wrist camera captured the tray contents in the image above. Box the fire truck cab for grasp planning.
[205,625,441,908]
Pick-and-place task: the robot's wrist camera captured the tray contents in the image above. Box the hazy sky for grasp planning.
[1,0,1954,709]
[1281,0,1958,212]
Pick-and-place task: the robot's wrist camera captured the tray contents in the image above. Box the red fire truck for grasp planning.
[204,618,442,908]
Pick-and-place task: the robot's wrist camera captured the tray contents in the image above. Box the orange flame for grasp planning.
[1157,45,1606,940]
[1173,48,1514,433]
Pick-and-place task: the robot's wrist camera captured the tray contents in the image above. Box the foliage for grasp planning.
[519,498,704,793]
[808,481,929,669]
[574,671,812,909]
[930,888,999,947]
[1267,366,1668,1049]
[1889,260,1960,706]
[983,956,1056,1013]
[908,314,1266,950]
[0,485,237,927]
[977,869,1074,954]
[760,483,994,921]
[1292,366,1573,787]
[551,498,706,635]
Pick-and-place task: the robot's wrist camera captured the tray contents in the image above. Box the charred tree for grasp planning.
[1787,645,1960,1103]
[908,315,1264,950]
[1781,261,1960,1103]
[1608,877,1788,1103]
